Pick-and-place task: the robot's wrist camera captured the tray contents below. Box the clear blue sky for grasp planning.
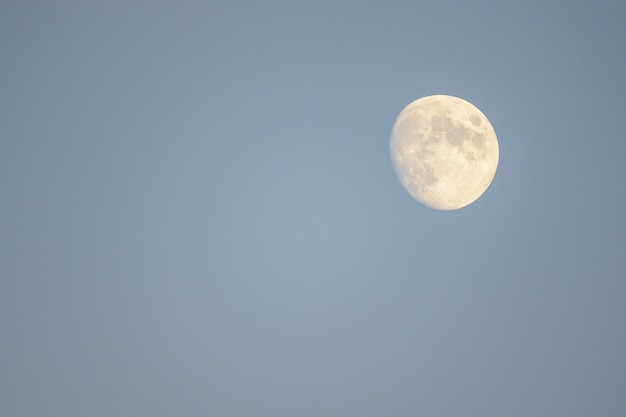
[2,1,625,416]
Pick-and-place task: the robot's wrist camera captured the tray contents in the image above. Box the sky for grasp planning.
[1,1,625,416]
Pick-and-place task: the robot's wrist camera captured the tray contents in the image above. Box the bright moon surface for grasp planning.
[390,95,499,210]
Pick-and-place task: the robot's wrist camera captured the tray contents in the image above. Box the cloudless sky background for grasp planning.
[2,1,625,416]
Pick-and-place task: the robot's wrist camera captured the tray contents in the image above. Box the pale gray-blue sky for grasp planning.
[2,1,625,416]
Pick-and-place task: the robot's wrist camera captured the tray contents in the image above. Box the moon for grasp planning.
[389,95,499,210]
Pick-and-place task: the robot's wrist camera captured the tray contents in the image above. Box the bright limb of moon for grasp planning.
[389,95,499,210]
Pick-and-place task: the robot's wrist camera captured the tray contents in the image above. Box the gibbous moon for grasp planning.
[389,95,499,210]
